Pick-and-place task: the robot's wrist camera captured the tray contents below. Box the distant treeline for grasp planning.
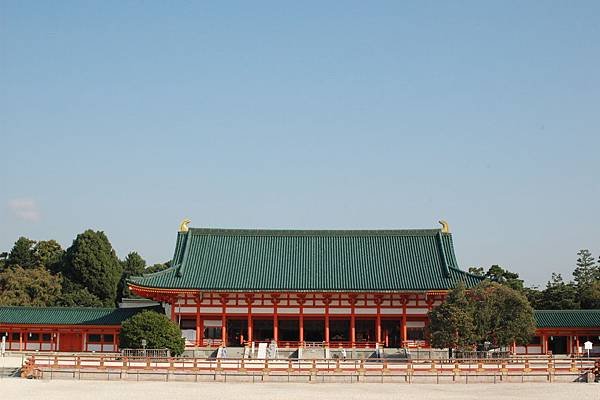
[0,231,170,307]
[468,249,600,310]
[1,232,598,310]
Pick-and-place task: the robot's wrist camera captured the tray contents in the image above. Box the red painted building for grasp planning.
[0,307,153,352]
[128,222,482,349]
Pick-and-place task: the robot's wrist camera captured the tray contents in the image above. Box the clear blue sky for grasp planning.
[1,1,598,286]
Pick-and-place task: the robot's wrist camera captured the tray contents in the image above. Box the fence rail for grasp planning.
[22,353,600,383]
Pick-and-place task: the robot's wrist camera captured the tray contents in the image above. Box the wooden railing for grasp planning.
[23,353,600,382]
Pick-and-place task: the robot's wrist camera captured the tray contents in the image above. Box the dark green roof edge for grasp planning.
[129,226,483,291]
[186,228,445,237]
[534,309,600,328]
[0,306,162,326]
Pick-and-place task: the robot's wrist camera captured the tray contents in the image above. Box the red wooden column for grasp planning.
[271,294,280,343]
[195,293,201,346]
[324,294,332,344]
[541,334,547,354]
[245,294,254,343]
[349,294,357,346]
[401,295,408,346]
[220,294,228,344]
[375,295,383,344]
[297,294,306,344]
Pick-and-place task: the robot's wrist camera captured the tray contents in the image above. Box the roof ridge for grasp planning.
[0,306,120,311]
[187,227,446,237]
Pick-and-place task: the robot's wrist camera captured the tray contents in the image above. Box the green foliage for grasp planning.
[469,265,524,291]
[538,273,580,310]
[6,237,37,268]
[483,265,524,291]
[468,267,484,276]
[62,230,123,306]
[578,280,600,309]
[0,266,62,306]
[145,261,171,274]
[119,311,185,356]
[573,249,599,287]
[56,278,104,307]
[429,282,535,350]
[33,240,64,272]
[428,283,475,350]
[470,282,536,347]
[117,252,146,301]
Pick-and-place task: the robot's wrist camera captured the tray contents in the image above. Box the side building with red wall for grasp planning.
[0,306,154,352]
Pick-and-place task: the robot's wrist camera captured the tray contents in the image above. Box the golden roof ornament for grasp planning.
[438,220,450,233]
[179,219,191,232]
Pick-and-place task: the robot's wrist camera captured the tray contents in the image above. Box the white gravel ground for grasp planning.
[3,380,599,400]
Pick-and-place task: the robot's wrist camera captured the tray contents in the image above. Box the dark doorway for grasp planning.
[253,319,274,341]
[330,319,350,342]
[304,319,325,342]
[381,320,402,348]
[356,319,376,343]
[549,336,568,354]
[278,319,299,342]
[226,318,248,346]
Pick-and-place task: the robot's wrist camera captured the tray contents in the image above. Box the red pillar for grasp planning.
[195,298,201,347]
[401,296,408,347]
[542,334,547,354]
[325,309,330,344]
[376,296,382,344]
[221,314,227,344]
[299,310,304,344]
[274,314,279,342]
[350,309,356,346]
[170,302,176,322]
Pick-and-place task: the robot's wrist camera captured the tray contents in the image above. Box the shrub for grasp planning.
[119,310,185,356]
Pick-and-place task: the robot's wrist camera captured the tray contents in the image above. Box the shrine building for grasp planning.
[127,221,482,349]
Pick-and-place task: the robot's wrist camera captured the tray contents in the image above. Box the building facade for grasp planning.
[128,223,482,349]
[0,307,153,352]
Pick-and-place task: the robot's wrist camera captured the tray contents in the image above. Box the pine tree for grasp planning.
[6,237,36,268]
[62,230,123,307]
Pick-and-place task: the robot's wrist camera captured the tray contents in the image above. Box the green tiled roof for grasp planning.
[0,306,158,326]
[129,227,482,291]
[534,310,600,328]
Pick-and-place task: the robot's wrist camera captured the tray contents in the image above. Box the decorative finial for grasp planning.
[179,219,191,232]
[438,220,450,233]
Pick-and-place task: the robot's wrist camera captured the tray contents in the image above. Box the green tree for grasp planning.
[579,279,600,309]
[6,237,36,268]
[470,282,536,348]
[0,266,62,306]
[573,249,598,287]
[428,283,475,350]
[62,230,122,306]
[117,252,146,302]
[119,311,185,356]
[573,250,600,309]
[538,273,579,310]
[483,265,524,291]
[56,277,104,307]
[145,261,171,274]
[33,240,64,272]
[468,267,485,276]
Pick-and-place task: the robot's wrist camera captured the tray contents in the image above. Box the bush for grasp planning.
[119,310,185,356]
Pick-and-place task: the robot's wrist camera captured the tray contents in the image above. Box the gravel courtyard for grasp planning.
[4,380,599,400]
